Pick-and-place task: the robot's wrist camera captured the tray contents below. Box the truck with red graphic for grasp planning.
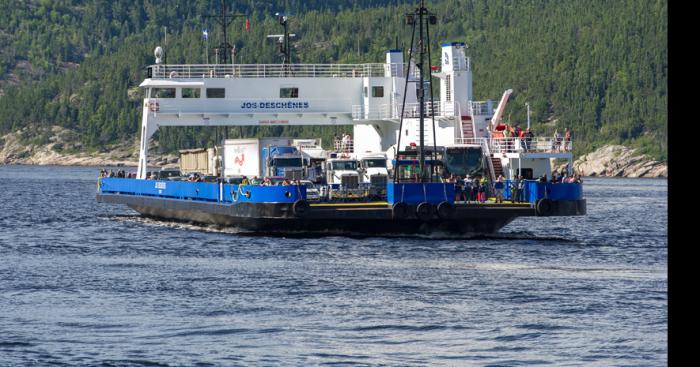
[222,138,305,179]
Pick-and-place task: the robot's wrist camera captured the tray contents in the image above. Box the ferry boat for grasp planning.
[96,1,585,236]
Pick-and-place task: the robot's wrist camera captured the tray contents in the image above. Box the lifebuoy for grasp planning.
[416,202,433,221]
[536,198,553,216]
[292,199,310,217]
[149,101,160,112]
[392,202,408,219]
[436,201,455,219]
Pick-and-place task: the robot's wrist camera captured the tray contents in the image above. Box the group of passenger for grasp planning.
[239,176,297,186]
[500,124,535,152]
[539,171,582,184]
[99,169,135,178]
[446,174,512,203]
[447,170,583,204]
[496,125,573,153]
[552,128,572,152]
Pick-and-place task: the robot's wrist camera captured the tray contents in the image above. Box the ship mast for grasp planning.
[206,0,246,64]
[394,0,438,183]
[267,13,297,75]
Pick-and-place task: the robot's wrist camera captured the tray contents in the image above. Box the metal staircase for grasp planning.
[489,155,503,178]
[461,116,475,140]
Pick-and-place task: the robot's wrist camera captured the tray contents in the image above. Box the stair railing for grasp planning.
[480,137,497,182]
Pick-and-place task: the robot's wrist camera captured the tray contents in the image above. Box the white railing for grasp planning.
[333,138,354,153]
[351,101,457,120]
[467,101,492,116]
[454,137,488,145]
[148,63,403,79]
[453,137,573,154]
[488,137,573,154]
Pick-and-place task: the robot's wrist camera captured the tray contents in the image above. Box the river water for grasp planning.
[0,165,667,366]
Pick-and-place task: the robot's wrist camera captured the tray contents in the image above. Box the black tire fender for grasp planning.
[536,198,553,216]
[436,201,456,219]
[292,199,310,217]
[392,202,408,219]
[416,202,433,221]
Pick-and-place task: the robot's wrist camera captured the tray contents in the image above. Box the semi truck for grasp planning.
[325,155,364,199]
[358,152,389,198]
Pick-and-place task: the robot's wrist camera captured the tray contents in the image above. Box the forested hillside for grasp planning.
[0,0,667,160]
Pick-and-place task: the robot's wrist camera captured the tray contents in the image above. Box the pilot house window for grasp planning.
[372,86,384,98]
[280,87,299,98]
[182,88,201,98]
[206,88,226,98]
[150,88,175,98]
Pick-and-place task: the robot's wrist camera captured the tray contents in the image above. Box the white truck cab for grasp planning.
[358,152,389,197]
[326,157,360,189]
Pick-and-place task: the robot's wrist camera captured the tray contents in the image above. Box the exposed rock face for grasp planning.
[0,126,177,168]
[565,145,667,178]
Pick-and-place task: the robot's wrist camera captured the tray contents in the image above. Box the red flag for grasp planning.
[245,18,250,32]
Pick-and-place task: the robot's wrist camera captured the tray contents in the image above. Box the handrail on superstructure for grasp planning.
[352,101,454,120]
[148,63,404,79]
[480,138,497,182]
[489,137,573,154]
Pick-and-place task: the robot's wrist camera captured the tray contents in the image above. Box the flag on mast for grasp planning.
[202,29,208,40]
[245,18,250,32]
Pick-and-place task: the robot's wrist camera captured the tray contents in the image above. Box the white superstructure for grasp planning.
[136,43,572,181]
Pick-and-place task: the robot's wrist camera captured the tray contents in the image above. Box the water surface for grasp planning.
[0,165,667,366]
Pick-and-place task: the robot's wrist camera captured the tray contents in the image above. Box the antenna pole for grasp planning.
[392,9,417,184]
[206,0,246,64]
[417,0,426,182]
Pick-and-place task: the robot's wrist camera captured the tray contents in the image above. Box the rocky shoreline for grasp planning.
[2,128,666,178]
[556,145,667,178]
[0,127,176,168]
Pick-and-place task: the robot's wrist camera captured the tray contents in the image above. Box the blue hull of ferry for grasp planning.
[96,178,586,236]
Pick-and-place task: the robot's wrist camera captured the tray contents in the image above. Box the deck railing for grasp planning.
[453,137,573,155]
[488,137,572,154]
[352,101,449,120]
[148,63,404,79]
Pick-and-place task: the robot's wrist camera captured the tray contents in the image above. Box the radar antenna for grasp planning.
[267,13,296,66]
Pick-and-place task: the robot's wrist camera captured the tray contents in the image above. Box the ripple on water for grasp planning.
[0,167,667,366]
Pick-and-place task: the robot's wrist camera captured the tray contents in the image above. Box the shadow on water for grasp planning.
[104,214,578,243]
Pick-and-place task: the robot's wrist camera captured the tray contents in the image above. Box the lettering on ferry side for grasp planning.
[155,181,167,190]
[239,101,309,110]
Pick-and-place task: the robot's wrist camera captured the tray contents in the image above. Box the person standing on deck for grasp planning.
[494,175,505,203]
[463,175,473,203]
[471,175,479,202]
[564,128,572,152]
[526,129,534,151]
[511,175,520,203]
[479,175,489,202]
[453,175,463,202]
